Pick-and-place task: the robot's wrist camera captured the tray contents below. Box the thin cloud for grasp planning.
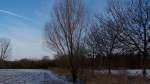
[0,10,32,21]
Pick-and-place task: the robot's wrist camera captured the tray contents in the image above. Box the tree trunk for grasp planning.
[142,54,147,77]
[108,55,111,75]
[91,48,95,76]
[71,69,77,84]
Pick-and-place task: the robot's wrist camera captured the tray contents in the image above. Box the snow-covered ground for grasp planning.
[0,69,69,84]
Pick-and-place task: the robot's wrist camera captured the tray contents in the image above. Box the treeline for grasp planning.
[53,54,150,69]
[0,54,150,69]
[93,54,150,69]
[0,58,57,69]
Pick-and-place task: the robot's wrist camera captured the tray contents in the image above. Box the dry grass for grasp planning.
[84,72,150,84]
[50,68,150,84]
[86,75,127,84]
[50,67,70,76]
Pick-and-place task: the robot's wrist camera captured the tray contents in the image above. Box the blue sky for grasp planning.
[0,0,107,60]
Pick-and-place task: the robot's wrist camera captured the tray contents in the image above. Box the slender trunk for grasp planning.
[142,53,147,77]
[90,56,95,76]
[108,54,111,75]
[139,0,147,77]
[68,53,77,83]
[71,69,77,84]
[90,47,95,76]
[143,23,147,77]
[69,59,77,83]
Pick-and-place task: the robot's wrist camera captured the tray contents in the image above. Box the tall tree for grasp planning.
[45,0,87,83]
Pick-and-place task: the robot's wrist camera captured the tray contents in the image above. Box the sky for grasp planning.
[0,0,107,60]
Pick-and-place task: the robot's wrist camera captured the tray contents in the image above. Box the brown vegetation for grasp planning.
[52,68,150,84]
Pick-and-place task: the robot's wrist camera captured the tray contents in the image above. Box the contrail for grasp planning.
[0,10,32,21]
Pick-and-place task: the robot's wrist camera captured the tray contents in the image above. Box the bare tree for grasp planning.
[104,0,150,77]
[0,38,11,60]
[45,0,87,83]
[88,15,123,74]
[42,56,50,61]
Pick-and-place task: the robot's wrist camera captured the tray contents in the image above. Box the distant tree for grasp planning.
[45,0,87,83]
[42,56,50,61]
[0,38,11,60]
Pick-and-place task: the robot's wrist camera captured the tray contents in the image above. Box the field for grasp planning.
[0,69,150,84]
[0,69,68,84]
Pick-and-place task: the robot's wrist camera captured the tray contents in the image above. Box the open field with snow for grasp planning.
[0,69,69,84]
